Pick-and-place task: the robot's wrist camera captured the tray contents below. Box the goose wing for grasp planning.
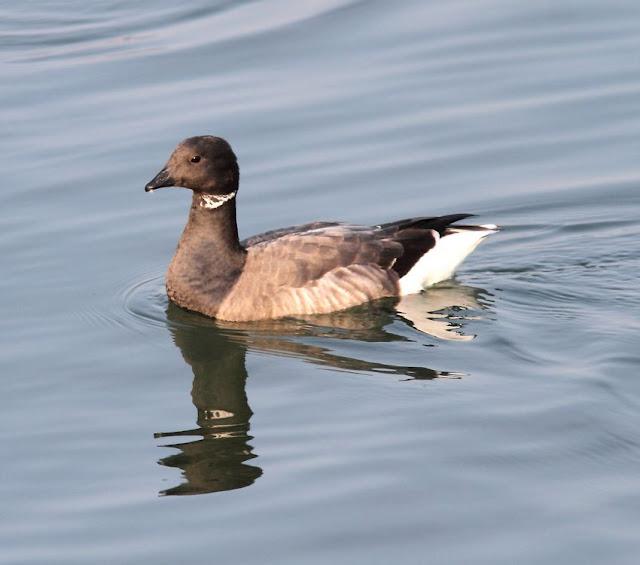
[218,224,404,320]
[219,215,475,321]
[241,221,340,246]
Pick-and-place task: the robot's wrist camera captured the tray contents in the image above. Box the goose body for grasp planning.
[146,136,497,322]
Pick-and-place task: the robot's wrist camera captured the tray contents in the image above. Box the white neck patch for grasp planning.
[199,191,237,210]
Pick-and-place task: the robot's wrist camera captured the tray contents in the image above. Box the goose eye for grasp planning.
[190,155,201,163]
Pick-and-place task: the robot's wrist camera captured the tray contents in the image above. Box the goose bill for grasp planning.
[145,168,175,192]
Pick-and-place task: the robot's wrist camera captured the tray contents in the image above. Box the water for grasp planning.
[2,1,640,563]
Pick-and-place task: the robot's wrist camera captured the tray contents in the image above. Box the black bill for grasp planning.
[145,168,175,192]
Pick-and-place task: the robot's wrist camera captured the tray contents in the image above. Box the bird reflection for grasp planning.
[156,282,490,496]
[155,310,260,495]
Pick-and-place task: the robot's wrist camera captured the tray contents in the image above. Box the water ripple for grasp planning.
[2,0,357,66]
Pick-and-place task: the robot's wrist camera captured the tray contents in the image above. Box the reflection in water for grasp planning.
[396,285,488,341]
[156,283,490,496]
[155,313,260,495]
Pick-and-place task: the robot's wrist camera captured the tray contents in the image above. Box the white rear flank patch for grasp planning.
[200,191,237,209]
[399,225,498,295]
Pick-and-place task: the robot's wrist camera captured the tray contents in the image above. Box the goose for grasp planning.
[145,136,497,322]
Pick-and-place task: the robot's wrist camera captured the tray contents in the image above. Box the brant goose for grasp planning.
[145,136,497,321]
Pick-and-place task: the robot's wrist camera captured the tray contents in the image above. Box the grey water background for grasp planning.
[2,1,640,563]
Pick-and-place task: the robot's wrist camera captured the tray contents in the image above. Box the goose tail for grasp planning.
[398,223,498,295]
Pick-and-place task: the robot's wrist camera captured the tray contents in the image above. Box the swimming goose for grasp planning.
[145,136,497,322]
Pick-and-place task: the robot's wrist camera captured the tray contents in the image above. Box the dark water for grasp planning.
[2,1,640,563]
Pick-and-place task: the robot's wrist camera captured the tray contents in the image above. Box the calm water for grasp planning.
[2,1,640,563]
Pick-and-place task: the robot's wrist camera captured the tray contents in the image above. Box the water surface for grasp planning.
[2,1,640,563]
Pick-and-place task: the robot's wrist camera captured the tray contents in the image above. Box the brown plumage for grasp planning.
[218,225,403,321]
[145,136,494,321]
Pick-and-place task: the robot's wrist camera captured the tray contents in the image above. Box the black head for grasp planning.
[145,136,239,195]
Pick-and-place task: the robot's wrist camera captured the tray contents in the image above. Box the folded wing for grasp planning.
[220,225,403,320]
